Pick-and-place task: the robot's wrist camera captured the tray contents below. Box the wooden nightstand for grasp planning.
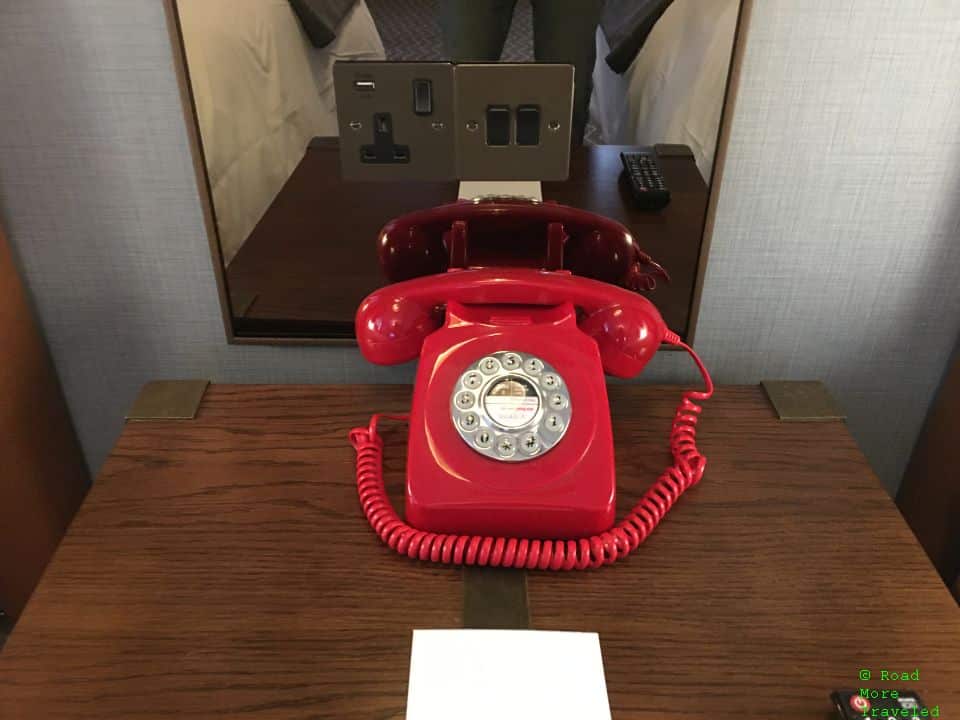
[1,384,957,718]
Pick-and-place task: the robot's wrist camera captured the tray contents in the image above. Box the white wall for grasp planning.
[1,0,958,495]
[697,0,960,493]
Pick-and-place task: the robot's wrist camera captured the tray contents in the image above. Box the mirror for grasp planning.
[168,0,746,342]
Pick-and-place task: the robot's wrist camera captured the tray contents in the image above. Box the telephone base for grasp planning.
[405,497,616,539]
[404,301,617,540]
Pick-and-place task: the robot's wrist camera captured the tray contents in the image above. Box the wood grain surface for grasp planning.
[1,385,957,719]
[225,142,707,339]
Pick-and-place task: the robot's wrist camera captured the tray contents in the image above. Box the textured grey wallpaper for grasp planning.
[1,0,958,495]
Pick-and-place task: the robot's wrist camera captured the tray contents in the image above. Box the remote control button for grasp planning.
[459,412,479,431]
[519,433,540,454]
[850,695,871,713]
[541,373,561,389]
[544,414,565,433]
[524,357,544,374]
[455,391,475,410]
[463,371,483,389]
[475,429,493,449]
[548,393,567,410]
[480,357,500,374]
[501,353,521,370]
[496,436,516,457]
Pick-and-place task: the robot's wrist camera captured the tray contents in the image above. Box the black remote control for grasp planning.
[620,151,670,211]
[831,689,928,719]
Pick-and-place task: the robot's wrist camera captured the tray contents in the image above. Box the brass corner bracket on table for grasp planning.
[126,380,210,421]
[761,380,846,422]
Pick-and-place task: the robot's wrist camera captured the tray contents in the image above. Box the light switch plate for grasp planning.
[454,63,573,181]
[334,62,573,182]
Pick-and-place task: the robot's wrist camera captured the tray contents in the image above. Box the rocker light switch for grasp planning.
[516,105,540,145]
[486,105,510,146]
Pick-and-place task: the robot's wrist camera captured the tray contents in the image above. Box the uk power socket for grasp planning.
[334,62,456,181]
[334,62,574,182]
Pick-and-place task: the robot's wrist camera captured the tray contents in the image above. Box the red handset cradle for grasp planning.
[377,197,669,292]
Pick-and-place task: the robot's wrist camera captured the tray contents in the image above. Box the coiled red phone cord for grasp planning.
[348,338,713,570]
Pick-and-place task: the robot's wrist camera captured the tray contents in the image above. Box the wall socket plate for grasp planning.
[334,61,573,182]
[334,62,456,181]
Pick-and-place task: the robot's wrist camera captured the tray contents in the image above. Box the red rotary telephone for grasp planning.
[349,199,713,570]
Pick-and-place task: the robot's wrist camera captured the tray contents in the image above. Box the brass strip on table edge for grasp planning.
[463,567,530,629]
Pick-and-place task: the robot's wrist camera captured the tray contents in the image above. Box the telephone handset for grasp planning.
[377,197,669,293]
[349,208,713,571]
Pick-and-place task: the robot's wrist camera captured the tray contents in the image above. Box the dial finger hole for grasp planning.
[519,433,540,454]
[545,414,565,433]
[496,436,516,457]
[480,357,500,374]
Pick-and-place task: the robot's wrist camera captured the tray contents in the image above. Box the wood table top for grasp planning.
[225,142,708,339]
[1,384,957,719]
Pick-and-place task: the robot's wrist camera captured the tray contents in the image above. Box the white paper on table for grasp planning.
[457,180,543,201]
[405,629,612,720]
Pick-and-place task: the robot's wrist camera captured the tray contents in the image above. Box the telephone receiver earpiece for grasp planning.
[356,268,668,376]
[355,294,443,366]
[579,302,665,378]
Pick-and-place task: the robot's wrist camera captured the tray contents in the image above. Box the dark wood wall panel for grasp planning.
[0,226,89,620]
[897,340,960,597]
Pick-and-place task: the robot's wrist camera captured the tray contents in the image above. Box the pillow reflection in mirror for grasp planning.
[589,0,739,181]
[178,0,384,264]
